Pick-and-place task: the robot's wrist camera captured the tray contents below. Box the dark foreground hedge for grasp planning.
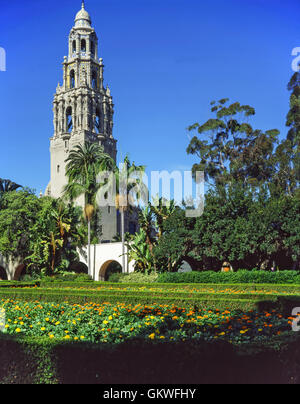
[1,333,300,384]
[157,270,300,284]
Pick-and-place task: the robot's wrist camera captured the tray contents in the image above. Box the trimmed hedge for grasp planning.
[1,332,300,384]
[41,274,92,282]
[0,286,285,301]
[2,287,300,312]
[0,281,39,288]
[0,288,264,311]
[39,280,300,294]
[157,270,300,284]
[108,272,159,283]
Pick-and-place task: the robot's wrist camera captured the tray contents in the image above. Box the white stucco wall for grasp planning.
[0,243,135,281]
[78,242,135,280]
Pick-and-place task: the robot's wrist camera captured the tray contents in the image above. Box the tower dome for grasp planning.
[75,1,92,28]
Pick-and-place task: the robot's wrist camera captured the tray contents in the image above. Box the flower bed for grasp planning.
[1,298,300,384]
[0,299,293,345]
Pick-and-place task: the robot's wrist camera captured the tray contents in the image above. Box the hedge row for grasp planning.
[2,270,300,286]
[0,288,264,311]
[157,271,300,284]
[0,286,288,301]
[2,287,300,313]
[40,274,92,282]
[1,332,300,384]
[38,281,300,294]
[0,281,39,288]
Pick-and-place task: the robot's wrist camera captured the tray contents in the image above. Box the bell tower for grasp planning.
[47,1,117,199]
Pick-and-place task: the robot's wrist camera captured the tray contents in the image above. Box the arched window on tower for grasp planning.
[72,40,76,53]
[66,107,73,133]
[92,71,97,90]
[81,39,86,53]
[70,70,75,89]
[94,107,101,134]
[91,41,95,57]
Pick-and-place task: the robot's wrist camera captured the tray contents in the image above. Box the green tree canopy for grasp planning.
[0,190,86,275]
[187,99,279,189]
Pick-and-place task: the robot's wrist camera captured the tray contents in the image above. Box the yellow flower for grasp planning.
[41,327,46,331]
[15,328,21,333]
[148,333,155,340]
[80,336,85,340]
[103,320,108,325]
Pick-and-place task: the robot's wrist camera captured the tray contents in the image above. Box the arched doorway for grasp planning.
[99,260,122,281]
[68,262,88,274]
[13,264,26,281]
[0,266,7,280]
[180,256,199,271]
[178,261,193,273]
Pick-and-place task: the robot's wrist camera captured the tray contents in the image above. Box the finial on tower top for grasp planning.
[82,1,85,9]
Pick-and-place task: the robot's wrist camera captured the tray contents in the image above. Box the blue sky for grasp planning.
[0,0,299,194]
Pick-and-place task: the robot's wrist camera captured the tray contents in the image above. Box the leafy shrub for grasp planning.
[108,272,159,283]
[20,273,41,282]
[41,273,92,282]
[157,270,300,284]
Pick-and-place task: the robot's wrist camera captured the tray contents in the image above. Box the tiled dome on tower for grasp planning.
[75,1,92,28]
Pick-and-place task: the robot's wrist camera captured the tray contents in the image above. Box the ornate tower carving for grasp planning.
[47,1,117,200]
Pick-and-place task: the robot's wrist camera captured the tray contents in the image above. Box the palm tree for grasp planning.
[0,178,22,194]
[63,143,115,276]
[113,156,146,273]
